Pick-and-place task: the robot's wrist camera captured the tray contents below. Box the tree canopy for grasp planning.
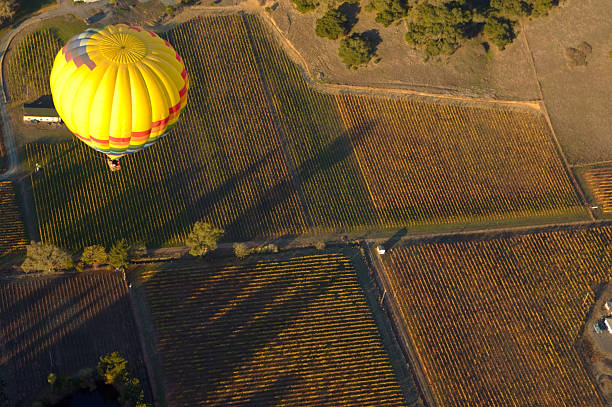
[21,241,73,273]
[316,8,350,40]
[339,33,375,68]
[405,3,472,57]
[185,222,224,257]
[291,0,319,13]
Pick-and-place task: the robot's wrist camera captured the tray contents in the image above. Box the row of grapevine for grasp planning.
[584,167,612,213]
[243,14,379,230]
[335,94,584,225]
[6,28,62,103]
[381,226,612,406]
[0,272,150,405]
[0,181,27,257]
[140,254,408,406]
[25,14,586,250]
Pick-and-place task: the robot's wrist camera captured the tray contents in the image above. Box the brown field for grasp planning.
[379,226,612,406]
[524,0,612,164]
[336,94,584,225]
[0,181,27,258]
[0,272,150,406]
[138,253,410,406]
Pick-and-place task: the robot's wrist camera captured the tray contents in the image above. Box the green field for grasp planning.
[24,14,586,250]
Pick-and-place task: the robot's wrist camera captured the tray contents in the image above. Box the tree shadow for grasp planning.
[142,257,339,405]
[337,1,361,32]
[362,29,382,55]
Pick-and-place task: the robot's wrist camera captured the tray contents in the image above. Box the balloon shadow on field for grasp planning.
[220,124,370,241]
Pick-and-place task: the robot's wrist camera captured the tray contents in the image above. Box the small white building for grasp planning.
[23,106,61,123]
[604,299,612,312]
[604,318,612,333]
[376,246,386,255]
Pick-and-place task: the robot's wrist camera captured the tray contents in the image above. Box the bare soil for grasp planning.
[524,0,612,164]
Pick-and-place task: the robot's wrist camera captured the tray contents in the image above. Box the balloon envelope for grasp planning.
[50,24,188,159]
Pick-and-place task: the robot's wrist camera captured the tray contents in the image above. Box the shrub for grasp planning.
[315,241,326,250]
[483,16,515,50]
[21,241,73,273]
[234,242,250,259]
[315,8,349,40]
[339,33,375,68]
[608,50,612,59]
[97,352,128,385]
[291,0,318,13]
[186,222,224,257]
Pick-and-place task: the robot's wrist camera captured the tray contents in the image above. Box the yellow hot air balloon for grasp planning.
[50,24,188,170]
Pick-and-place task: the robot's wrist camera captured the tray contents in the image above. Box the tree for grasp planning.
[97,352,128,385]
[108,239,130,271]
[315,8,349,40]
[291,0,318,13]
[405,3,472,57]
[185,222,223,257]
[81,245,107,269]
[21,241,73,273]
[0,0,15,24]
[483,16,515,50]
[338,33,375,68]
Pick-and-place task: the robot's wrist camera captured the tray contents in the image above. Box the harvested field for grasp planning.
[139,253,408,406]
[0,272,150,406]
[380,226,612,406]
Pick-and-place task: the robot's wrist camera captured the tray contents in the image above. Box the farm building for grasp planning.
[23,97,60,123]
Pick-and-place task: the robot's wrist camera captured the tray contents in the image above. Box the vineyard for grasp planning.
[139,253,408,406]
[0,272,150,406]
[380,226,612,406]
[0,181,27,257]
[584,167,612,214]
[25,14,585,250]
[6,28,62,103]
[336,95,584,225]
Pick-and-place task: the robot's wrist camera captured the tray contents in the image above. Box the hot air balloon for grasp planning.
[50,24,188,170]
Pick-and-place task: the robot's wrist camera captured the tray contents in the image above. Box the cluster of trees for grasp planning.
[20,240,142,274]
[36,352,147,407]
[399,0,558,56]
[291,0,559,62]
[20,221,225,274]
[293,1,377,69]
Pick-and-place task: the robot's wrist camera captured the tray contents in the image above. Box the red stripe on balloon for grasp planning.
[179,85,187,97]
[181,69,187,79]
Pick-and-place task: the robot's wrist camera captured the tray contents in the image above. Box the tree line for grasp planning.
[289,0,560,67]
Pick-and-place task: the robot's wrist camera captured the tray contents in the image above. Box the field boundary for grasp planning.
[364,242,436,407]
[167,7,542,112]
